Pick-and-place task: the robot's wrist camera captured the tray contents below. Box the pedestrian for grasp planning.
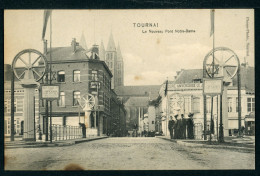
[181,114,186,139]
[79,123,86,138]
[187,113,194,139]
[174,114,179,139]
[168,116,175,139]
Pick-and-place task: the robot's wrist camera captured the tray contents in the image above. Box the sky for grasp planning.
[4,9,254,85]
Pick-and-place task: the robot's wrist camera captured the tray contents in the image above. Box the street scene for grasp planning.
[5,137,255,170]
[4,9,255,170]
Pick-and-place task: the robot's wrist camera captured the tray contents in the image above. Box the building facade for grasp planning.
[4,65,40,138]
[153,65,255,138]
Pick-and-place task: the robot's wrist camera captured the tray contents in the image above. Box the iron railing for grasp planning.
[51,124,82,141]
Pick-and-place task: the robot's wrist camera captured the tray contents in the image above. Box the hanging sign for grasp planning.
[41,85,60,100]
[203,78,223,95]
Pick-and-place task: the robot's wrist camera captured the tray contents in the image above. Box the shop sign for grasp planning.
[203,78,223,95]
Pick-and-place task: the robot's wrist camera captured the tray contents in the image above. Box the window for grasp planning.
[91,70,98,81]
[228,97,232,112]
[193,97,200,113]
[73,91,80,106]
[247,97,255,112]
[73,70,80,82]
[59,92,65,107]
[57,71,65,82]
[184,97,191,113]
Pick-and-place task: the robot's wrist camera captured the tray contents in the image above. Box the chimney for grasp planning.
[43,40,48,54]
[91,44,99,60]
[71,38,78,52]
[92,44,99,55]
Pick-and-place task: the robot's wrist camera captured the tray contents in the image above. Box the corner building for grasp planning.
[40,38,116,137]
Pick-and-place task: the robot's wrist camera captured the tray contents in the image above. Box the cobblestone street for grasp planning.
[5,137,254,170]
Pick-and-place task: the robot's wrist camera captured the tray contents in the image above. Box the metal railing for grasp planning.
[51,124,82,141]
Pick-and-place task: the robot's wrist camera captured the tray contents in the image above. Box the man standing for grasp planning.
[168,116,175,139]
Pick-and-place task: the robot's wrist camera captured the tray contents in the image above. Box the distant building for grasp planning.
[115,85,161,133]
[81,32,125,89]
[153,65,255,138]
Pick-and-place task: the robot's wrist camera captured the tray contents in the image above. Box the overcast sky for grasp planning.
[5,9,254,85]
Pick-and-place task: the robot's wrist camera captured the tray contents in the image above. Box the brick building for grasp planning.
[39,38,121,137]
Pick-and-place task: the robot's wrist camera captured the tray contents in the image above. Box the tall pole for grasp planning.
[97,82,99,136]
[219,94,224,143]
[203,95,207,140]
[217,95,219,140]
[49,12,53,143]
[210,96,213,143]
[165,79,168,137]
[11,70,15,141]
[237,65,242,136]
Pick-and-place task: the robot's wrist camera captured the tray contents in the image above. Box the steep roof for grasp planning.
[80,32,88,50]
[174,69,203,84]
[117,43,123,61]
[99,40,106,61]
[114,85,161,100]
[106,32,116,51]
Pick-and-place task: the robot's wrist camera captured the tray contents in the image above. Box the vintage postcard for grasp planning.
[4,9,254,170]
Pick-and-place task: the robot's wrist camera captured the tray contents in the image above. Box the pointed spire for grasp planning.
[80,31,88,50]
[106,32,116,51]
[99,40,106,61]
[117,42,123,60]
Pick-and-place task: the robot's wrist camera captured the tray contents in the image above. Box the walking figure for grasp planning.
[168,116,175,139]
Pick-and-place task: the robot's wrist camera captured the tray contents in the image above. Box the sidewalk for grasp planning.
[157,136,255,151]
[5,136,108,149]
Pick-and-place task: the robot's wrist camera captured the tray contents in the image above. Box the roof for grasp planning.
[46,46,88,61]
[106,32,116,51]
[174,66,255,92]
[99,40,106,61]
[174,69,203,84]
[114,85,161,100]
[80,32,88,50]
[124,96,150,107]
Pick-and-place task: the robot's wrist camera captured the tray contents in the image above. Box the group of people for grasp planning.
[168,113,194,139]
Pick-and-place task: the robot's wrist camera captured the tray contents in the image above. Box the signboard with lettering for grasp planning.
[41,85,60,100]
[203,78,223,95]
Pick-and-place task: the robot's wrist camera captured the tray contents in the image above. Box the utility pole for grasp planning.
[11,70,15,141]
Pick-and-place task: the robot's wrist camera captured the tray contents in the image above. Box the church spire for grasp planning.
[117,42,123,60]
[80,31,88,50]
[99,40,106,61]
[106,32,116,51]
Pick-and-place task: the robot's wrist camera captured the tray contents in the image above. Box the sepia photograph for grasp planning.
[4,9,255,170]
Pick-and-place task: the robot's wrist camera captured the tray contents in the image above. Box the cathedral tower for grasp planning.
[116,43,124,86]
[105,32,117,89]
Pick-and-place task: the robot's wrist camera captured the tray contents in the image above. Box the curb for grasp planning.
[157,136,255,152]
[5,137,109,149]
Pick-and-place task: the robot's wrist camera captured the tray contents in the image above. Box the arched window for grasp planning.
[57,71,65,82]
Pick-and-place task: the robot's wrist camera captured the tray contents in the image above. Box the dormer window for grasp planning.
[192,79,202,83]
